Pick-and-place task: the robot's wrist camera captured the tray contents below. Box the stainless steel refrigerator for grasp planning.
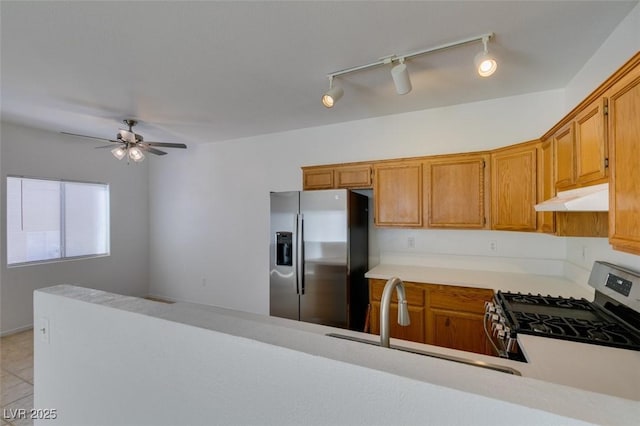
[269,189,368,331]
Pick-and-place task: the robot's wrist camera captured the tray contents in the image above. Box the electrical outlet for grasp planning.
[489,240,498,252]
[407,236,415,249]
[39,317,50,343]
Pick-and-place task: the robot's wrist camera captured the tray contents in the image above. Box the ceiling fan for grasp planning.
[62,119,187,162]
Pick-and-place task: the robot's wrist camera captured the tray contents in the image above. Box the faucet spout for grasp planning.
[380,277,411,348]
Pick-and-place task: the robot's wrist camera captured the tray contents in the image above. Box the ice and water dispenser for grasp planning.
[275,232,293,266]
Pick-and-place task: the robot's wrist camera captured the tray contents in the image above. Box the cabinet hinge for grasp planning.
[482,160,486,169]
[604,104,609,115]
[605,157,609,168]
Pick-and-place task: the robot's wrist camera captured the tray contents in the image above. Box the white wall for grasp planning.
[0,122,150,334]
[33,289,593,426]
[562,1,640,280]
[148,89,568,315]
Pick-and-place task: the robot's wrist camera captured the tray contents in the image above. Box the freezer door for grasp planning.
[269,191,300,321]
[300,190,348,328]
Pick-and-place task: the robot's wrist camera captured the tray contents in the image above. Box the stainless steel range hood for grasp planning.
[534,183,609,212]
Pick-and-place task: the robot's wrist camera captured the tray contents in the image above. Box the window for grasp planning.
[7,176,110,266]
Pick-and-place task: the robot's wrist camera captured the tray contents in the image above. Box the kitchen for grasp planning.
[2,1,640,425]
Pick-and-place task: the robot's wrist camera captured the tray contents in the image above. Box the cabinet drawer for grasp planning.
[430,286,494,314]
[369,279,425,306]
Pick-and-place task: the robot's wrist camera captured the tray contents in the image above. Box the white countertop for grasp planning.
[365,263,595,299]
[365,263,640,402]
[38,285,639,425]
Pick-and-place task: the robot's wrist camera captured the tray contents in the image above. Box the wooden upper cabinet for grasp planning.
[607,59,640,255]
[302,163,372,190]
[491,142,538,231]
[554,122,576,190]
[575,98,608,186]
[334,164,372,188]
[538,139,556,234]
[425,154,489,229]
[553,98,608,191]
[303,167,334,190]
[373,160,423,227]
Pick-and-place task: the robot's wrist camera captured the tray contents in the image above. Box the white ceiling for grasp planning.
[1,1,637,146]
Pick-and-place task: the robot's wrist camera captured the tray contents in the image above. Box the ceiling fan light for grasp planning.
[111,146,127,160]
[391,62,412,95]
[128,146,145,162]
[322,86,344,108]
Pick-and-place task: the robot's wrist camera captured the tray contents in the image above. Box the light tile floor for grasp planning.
[1,330,34,426]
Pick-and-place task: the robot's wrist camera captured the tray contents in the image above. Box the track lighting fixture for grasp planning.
[322,77,344,108]
[391,58,412,95]
[322,32,496,106]
[475,35,497,77]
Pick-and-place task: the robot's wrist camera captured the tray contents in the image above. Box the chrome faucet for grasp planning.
[380,277,411,348]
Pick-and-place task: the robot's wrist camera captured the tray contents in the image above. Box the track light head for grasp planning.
[322,79,344,108]
[475,36,497,77]
[391,59,412,95]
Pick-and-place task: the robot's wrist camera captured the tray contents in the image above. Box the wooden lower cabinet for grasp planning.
[368,279,494,356]
[430,309,490,355]
[369,302,426,343]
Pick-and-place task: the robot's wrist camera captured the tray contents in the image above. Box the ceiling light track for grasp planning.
[322,32,496,107]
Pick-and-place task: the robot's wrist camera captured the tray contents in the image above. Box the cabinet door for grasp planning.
[369,302,426,343]
[430,309,491,355]
[491,143,538,231]
[554,123,575,190]
[303,167,334,190]
[608,69,640,255]
[537,139,556,233]
[575,98,608,186]
[335,164,372,189]
[373,161,423,227]
[425,155,488,228]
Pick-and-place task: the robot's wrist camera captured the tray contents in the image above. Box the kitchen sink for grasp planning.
[326,333,521,376]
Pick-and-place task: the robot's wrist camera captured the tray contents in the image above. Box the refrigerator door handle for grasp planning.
[296,213,305,295]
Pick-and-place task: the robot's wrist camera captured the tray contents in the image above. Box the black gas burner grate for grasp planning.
[503,293,592,310]
[496,291,640,351]
[511,311,640,348]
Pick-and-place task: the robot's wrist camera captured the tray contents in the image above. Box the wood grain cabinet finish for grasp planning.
[424,154,489,229]
[554,123,576,190]
[575,98,608,186]
[427,285,494,356]
[607,61,640,255]
[369,279,426,342]
[334,164,372,188]
[302,167,334,190]
[553,99,608,191]
[368,279,494,356]
[537,139,556,233]
[302,164,372,190]
[491,142,538,231]
[373,161,423,227]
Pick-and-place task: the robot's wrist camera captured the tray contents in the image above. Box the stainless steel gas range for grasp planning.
[484,261,640,361]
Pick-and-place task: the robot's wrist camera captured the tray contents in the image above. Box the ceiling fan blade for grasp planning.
[94,144,122,149]
[139,145,167,155]
[144,142,187,149]
[61,131,116,142]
